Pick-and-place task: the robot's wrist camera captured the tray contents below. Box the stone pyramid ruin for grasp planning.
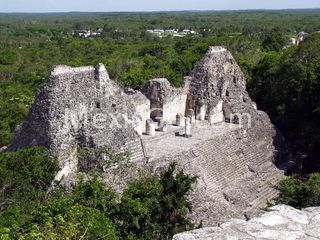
[9,46,289,225]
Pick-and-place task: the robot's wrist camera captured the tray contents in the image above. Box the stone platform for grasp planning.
[142,121,240,160]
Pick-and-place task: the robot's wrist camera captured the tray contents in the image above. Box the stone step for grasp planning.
[249,187,279,209]
[248,179,280,209]
[204,167,249,194]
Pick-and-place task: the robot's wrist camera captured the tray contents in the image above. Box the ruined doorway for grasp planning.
[149,86,164,123]
[223,102,231,122]
[185,93,195,116]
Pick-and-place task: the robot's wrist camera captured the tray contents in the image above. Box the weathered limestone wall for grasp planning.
[163,93,187,123]
[190,46,251,120]
[125,89,150,135]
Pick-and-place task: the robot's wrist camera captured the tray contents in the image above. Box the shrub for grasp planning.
[276,173,320,208]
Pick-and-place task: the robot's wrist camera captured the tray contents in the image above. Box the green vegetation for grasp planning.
[249,32,320,171]
[0,146,196,239]
[118,162,197,239]
[262,28,287,51]
[0,147,59,238]
[276,173,320,208]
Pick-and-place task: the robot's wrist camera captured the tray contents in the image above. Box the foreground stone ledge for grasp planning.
[173,204,320,240]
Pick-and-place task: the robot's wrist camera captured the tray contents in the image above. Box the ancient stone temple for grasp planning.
[9,64,150,178]
[9,46,288,226]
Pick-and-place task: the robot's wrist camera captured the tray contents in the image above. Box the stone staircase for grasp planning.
[194,138,251,195]
[195,136,285,224]
[119,138,146,163]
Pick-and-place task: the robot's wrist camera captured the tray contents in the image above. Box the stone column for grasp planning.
[146,119,155,136]
[185,117,192,138]
[198,104,206,121]
[187,109,196,124]
[159,120,168,132]
[208,114,214,124]
[176,113,184,126]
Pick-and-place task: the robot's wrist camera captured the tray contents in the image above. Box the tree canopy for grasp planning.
[0,146,197,239]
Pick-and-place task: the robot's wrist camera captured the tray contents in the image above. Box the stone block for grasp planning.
[208,112,224,124]
[146,119,156,136]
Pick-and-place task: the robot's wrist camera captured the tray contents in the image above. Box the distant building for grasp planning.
[284,37,297,48]
[146,28,198,38]
[76,29,102,38]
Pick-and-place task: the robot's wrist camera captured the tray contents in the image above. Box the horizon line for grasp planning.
[1,7,320,14]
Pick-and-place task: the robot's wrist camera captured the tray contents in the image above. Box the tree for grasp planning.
[250,33,320,172]
[20,191,119,240]
[262,28,287,52]
[118,162,197,240]
[0,146,60,237]
[0,146,59,208]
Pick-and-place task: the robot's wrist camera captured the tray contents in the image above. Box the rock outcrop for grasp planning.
[173,205,320,240]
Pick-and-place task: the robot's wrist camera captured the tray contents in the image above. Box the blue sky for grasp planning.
[1,0,320,12]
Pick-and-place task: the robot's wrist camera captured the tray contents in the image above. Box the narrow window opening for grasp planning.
[96,102,101,109]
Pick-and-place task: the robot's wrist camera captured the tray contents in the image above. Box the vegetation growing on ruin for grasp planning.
[0,147,197,239]
[77,146,131,173]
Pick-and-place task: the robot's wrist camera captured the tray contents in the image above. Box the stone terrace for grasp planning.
[142,120,240,159]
